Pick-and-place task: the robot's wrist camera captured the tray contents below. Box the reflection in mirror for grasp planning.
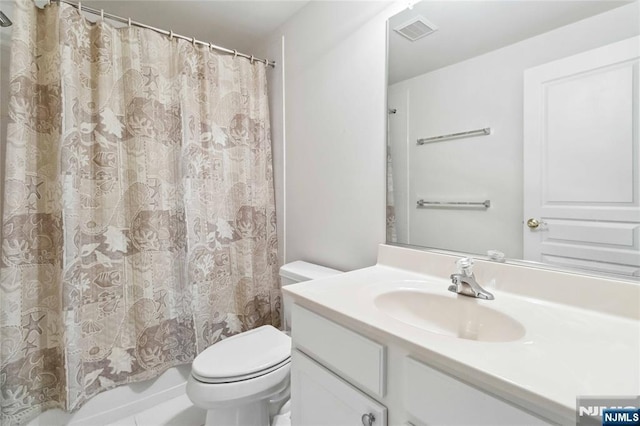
[386,1,640,280]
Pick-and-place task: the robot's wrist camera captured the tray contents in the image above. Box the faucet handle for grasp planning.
[456,257,474,276]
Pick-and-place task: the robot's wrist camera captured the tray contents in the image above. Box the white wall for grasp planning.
[259,1,404,272]
[388,2,639,260]
[259,34,286,268]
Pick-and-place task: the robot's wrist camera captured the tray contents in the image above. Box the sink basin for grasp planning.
[374,288,525,342]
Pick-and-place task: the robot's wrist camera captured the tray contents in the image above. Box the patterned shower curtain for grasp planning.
[0,1,280,424]
[386,143,397,243]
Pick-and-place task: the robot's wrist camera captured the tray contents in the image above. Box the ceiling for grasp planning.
[388,0,634,84]
[83,0,310,54]
[0,0,310,55]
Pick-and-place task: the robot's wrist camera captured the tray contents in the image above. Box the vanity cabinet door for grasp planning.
[291,350,387,426]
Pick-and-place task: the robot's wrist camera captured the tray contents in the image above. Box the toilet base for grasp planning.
[188,371,290,426]
[202,388,290,426]
[205,400,269,426]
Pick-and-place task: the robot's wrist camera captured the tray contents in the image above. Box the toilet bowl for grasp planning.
[187,261,342,426]
[186,325,291,426]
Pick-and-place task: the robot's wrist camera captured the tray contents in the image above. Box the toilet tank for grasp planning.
[279,261,342,331]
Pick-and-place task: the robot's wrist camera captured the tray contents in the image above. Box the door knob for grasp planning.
[361,413,376,426]
[527,218,540,229]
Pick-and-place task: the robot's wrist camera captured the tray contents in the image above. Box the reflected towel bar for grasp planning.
[417,200,491,208]
[417,127,491,145]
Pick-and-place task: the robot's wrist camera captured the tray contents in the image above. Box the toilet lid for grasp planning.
[192,325,291,382]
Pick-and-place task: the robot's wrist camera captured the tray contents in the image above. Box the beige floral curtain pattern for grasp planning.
[386,143,397,243]
[0,1,279,424]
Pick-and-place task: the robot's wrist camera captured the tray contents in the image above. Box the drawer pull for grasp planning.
[362,413,376,426]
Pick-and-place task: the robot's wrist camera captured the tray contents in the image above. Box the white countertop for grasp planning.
[283,245,640,424]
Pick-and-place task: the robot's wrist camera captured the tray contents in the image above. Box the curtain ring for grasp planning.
[128,17,131,27]
[263,59,269,66]
[233,49,237,59]
[250,55,254,64]
[78,1,81,12]
[169,30,173,40]
[192,36,196,46]
[208,42,213,51]
[100,9,104,21]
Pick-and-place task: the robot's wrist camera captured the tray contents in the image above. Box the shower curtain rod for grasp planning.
[50,0,276,68]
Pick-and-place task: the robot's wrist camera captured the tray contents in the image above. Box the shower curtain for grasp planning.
[0,1,280,424]
[386,144,397,243]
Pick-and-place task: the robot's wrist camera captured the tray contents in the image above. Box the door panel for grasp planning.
[541,220,638,247]
[523,36,640,277]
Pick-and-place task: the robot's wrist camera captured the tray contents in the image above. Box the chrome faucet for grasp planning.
[448,257,494,300]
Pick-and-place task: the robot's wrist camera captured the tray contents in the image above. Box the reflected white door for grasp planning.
[523,36,640,278]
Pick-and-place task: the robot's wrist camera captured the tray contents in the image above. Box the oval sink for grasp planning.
[374,289,525,342]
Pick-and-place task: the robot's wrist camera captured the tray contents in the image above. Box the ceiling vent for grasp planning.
[394,16,438,42]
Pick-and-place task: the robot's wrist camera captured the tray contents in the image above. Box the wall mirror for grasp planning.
[386,0,640,280]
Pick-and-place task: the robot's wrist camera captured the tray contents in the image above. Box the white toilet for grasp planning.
[186,261,342,426]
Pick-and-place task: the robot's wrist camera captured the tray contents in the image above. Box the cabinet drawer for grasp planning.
[291,304,386,397]
[405,357,553,425]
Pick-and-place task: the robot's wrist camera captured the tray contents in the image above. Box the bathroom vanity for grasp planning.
[283,245,640,425]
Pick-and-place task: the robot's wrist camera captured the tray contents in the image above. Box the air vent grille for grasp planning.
[394,16,438,42]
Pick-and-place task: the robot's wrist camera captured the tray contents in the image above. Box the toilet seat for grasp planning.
[191,325,291,384]
[193,357,291,384]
